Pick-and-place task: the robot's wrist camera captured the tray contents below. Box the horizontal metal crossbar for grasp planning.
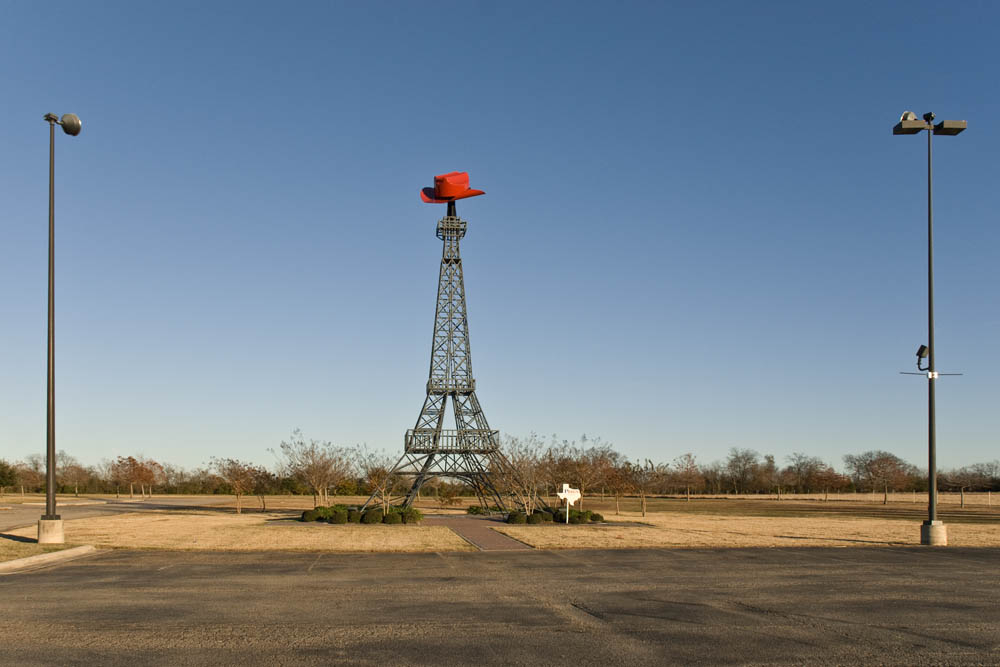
[405,428,499,453]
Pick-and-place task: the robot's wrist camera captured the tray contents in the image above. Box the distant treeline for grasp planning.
[2,432,998,505]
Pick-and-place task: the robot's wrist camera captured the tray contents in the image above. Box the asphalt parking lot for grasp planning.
[1,546,998,665]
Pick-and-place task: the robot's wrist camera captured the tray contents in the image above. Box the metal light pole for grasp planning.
[893,111,966,546]
[38,112,81,545]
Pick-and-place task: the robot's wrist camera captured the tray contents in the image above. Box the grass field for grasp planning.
[4,510,475,553]
[0,539,74,563]
[495,509,1000,549]
[5,494,1000,553]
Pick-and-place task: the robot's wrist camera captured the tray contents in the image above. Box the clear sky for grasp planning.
[1,1,997,471]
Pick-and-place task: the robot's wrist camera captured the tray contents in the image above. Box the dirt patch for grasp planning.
[4,511,475,553]
[494,511,1000,549]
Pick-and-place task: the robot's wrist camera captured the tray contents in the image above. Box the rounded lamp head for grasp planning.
[60,113,82,136]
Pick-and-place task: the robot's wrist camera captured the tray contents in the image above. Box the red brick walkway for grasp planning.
[423,515,532,551]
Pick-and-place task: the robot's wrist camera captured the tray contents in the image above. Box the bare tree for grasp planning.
[273,429,353,507]
[211,458,257,514]
[672,453,702,501]
[499,433,546,514]
[250,466,277,512]
[605,458,634,515]
[355,446,396,513]
[843,451,917,503]
[628,459,668,517]
[725,448,760,494]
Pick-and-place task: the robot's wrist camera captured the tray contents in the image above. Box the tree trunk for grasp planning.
[74,483,79,497]
[615,494,620,515]
[686,486,690,502]
[883,483,888,505]
[824,488,828,502]
[21,485,25,497]
[236,492,242,514]
[130,483,134,499]
[961,487,965,508]
[641,492,646,517]
[777,487,781,502]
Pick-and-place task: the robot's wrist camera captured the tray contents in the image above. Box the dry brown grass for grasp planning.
[495,510,1000,549]
[0,537,74,563]
[5,511,475,553]
[211,495,475,514]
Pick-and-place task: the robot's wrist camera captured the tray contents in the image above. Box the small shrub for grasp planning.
[301,509,321,522]
[329,509,348,524]
[383,512,403,525]
[526,512,544,524]
[347,509,362,523]
[568,513,584,524]
[579,510,593,522]
[401,507,423,524]
[506,511,527,524]
[361,508,384,524]
[315,506,334,520]
[538,510,554,522]
[466,505,486,515]
[590,513,604,523]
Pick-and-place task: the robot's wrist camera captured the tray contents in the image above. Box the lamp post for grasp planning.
[893,111,966,546]
[38,113,81,545]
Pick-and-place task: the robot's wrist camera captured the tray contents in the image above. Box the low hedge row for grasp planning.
[505,509,604,524]
[466,505,503,515]
[301,505,422,525]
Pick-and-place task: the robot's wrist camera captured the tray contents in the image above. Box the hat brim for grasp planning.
[420,188,485,203]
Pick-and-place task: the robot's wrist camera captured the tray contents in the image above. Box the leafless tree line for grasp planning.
[2,433,997,513]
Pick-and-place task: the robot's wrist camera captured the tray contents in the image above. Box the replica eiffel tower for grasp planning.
[370,172,512,510]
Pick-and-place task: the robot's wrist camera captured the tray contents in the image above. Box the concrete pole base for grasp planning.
[37,518,65,544]
[920,520,947,546]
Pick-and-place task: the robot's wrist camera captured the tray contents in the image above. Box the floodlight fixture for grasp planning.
[60,113,82,136]
[916,345,928,359]
[934,120,967,136]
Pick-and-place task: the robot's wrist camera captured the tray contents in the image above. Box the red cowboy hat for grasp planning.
[420,171,485,203]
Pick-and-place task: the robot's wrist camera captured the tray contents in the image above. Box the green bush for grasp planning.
[466,505,487,515]
[401,507,423,524]
[526,512,544,524]
[347,509,362,523]
[329,509,348,524]
[579,510,593,522]
[301,509,321,522]
[590,513,604,523]
[568,512,584,524]
[538,510,554,522]
[383,511,403,525]
[315,506,334,520]
[506,511,527,524]
[361,508,384,524]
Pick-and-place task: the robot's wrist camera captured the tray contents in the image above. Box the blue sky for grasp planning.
[1,1,997,470]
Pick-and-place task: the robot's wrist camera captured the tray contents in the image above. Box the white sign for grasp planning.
[556,484,581,506]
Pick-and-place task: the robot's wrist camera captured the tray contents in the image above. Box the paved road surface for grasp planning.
[1,546,998,665]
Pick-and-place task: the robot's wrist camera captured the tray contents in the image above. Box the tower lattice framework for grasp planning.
[376,201,513,510]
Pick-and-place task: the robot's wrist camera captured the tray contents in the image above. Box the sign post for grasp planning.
[556,483,581,524]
